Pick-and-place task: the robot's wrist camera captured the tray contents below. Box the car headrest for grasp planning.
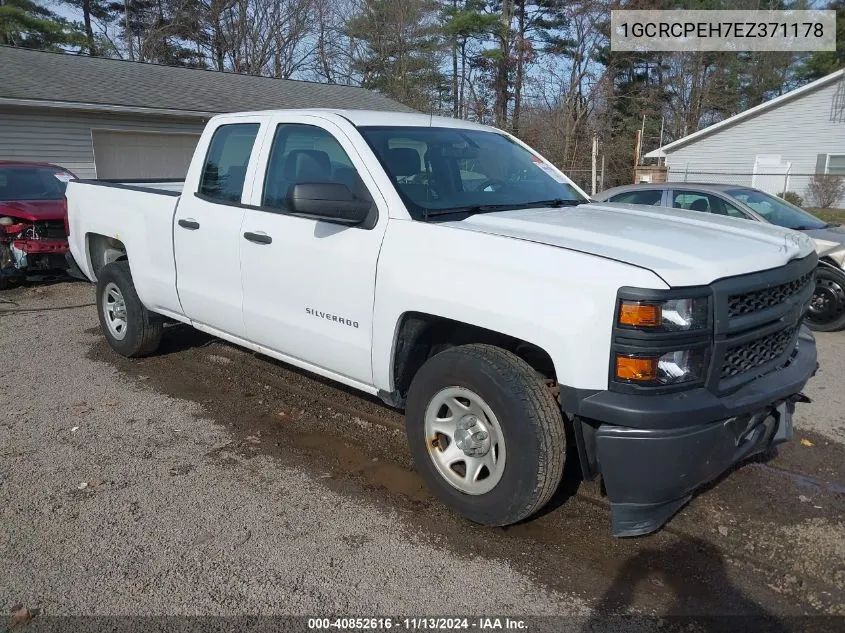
[282,150,332,182]
[689,198,709,212]
[387,148,421,178]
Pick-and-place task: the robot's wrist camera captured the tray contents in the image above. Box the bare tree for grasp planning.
[807,174,845,209]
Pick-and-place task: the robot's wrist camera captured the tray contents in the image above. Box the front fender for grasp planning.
[371,220,668,393]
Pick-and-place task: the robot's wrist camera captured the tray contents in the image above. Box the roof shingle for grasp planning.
[0,46,413,115]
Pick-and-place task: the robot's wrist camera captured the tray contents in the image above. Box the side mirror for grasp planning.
[288,182,371,226]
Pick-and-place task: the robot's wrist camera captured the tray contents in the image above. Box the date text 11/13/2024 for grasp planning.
[307,617,529,630]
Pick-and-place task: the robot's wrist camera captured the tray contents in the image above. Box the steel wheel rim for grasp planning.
[807,277,845,325]
[424,386,506,495]
[102,282,128,340]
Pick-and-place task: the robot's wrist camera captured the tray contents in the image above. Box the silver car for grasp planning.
[595,182,845,332]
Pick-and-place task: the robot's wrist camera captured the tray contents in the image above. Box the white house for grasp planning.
[646,69,845,206]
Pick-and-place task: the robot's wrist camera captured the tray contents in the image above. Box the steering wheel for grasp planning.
[474,178,508,192]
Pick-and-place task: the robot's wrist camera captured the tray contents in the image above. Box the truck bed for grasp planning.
[66,178,185,319]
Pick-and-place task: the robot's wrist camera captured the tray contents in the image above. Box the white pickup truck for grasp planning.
[67,109,819,537]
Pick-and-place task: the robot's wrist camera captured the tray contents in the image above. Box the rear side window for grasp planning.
[672,191,747,218]
[199,123,260,203]
[609,189,664,205]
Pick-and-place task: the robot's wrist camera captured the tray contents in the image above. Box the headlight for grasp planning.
[615,347,709,385]
[618,297,709,331]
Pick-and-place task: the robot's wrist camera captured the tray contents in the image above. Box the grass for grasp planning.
[807,208,845,224]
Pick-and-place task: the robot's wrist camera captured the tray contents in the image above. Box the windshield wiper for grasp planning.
[792,225,824,231]
[423,204,513,220]
[422,198,584,220]
[530,198,584,208]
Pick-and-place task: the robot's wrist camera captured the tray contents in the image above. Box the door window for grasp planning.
[672,191,747,219]
[262,124,372,211]
[609,189,664,205]
[198,123,260,203]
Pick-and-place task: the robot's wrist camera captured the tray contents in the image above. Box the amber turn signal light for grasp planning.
[615,355,658,381]
[618,301,661,328]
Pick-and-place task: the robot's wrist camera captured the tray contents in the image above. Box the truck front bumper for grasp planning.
[564,326,818,537]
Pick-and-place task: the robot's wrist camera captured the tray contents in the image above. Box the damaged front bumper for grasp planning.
[564,326,818,537]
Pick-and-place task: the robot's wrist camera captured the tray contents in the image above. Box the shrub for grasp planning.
[806,174,845,209]
[778,191,804,207]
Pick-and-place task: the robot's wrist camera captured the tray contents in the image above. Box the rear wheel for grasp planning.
[805,266,845,332]
[96,261,163,357]
[405,344,566,526]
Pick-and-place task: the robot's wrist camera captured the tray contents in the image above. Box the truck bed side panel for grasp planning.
[66,181,184,317]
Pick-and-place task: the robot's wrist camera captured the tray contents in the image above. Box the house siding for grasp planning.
[663,76,845,204]
[0,107,206,178]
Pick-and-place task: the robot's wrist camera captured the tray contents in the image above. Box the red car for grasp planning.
[0,161,76,289]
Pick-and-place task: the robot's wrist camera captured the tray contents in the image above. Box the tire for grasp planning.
[805,266,845,332]
[405,343,566,526]
[96,261,163,357]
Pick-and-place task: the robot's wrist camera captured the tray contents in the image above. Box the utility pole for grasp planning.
[633,129,642,183]
[600,155,605,192]
[591,134,598,195]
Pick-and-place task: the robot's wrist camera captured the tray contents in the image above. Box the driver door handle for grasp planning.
[244,231,272,245]
[178,218,200,230]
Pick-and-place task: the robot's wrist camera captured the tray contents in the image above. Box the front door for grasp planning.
[239,116,387,385]
[174,121,263,337]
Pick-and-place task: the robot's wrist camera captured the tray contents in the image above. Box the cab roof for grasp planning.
[214,109,497,132]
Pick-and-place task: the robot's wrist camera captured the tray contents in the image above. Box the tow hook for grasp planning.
[788,392,812,404]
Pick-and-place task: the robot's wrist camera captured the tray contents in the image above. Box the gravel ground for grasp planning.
[2,281,844,624]
[0,283,587,617]
[794,329,845,443]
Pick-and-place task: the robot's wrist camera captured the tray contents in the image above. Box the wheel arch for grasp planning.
[382,311,559,408]
[818,256,844,272]
[86,233,128,280]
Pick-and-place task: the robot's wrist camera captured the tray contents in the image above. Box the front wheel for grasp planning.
[805,266,845,332]
[96,261,163,357]
[405,344,566,526]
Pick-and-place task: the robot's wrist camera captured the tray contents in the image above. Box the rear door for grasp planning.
[239,114,388,385]
[669,190,751,219]
[174,118,267,337]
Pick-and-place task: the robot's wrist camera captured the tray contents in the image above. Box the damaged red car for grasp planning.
[0,161,76,289]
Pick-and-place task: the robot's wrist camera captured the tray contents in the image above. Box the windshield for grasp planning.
[0,165,73,201]
[726,188,828,230]
[359,126,587,219]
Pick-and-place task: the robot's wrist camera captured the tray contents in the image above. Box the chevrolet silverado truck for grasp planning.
[66,110,819,537]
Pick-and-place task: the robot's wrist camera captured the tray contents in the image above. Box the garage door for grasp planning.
[92,130,200,179]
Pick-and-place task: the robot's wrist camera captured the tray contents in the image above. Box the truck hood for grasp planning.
[443,202,816,287]
[0,199,66,222]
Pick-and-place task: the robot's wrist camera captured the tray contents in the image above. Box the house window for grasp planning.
[827,154,845,176]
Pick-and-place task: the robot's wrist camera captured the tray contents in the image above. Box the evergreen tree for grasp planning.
[0,0,83,48]
[346,0,446,111]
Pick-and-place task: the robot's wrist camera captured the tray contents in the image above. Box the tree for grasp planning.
[63,0,116,54]
[443,1,496,117]
[799,0,844,81]
[0,0,83,49]
[807,174,845,209]
[346,0,446,111]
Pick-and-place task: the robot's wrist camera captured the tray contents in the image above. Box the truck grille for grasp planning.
[721,326,798,379]
[727,271,813,318]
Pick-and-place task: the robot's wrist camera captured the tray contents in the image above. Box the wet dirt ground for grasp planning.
[3,282,845,622]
